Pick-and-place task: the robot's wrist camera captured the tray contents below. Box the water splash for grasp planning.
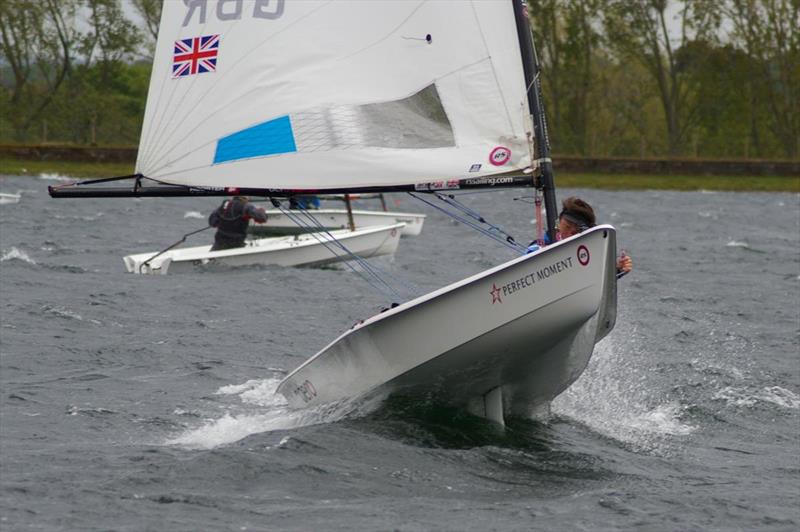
[1,247,36,265]
[37,173,72,182]
[552,337,694,452]
[726,240,750,248]
[42,305,83,321]
[167,377,378,450]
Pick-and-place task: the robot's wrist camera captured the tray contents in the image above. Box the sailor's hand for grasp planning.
[617,252,632,274]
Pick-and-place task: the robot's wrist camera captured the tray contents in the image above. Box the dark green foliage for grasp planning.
[0,0,796,160]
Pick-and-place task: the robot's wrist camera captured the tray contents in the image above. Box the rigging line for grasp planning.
[139,225,213,274]
[411,191,525,251]
[409,192,526,254]
[292,208,403,298]
[277,207,396,299]
[141,1,335,173]
[276,206,405,301]
[435,192,522,247]
[291,206,421,300]
[291,206,423,298]
[290,207,419,300]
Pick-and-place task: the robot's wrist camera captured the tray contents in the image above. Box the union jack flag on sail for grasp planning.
[172,34,219,78]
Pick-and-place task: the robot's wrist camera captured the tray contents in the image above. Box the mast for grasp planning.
[513,0,558,243]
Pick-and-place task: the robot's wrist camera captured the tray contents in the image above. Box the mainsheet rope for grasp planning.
[408,192,528,255]
[271,203,421,303]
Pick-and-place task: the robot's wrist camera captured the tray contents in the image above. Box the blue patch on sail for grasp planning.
[213,115,297,163]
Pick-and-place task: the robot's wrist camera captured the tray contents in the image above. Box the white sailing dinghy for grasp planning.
[123,223,404,275]
[50,0,619,425]
[250,208,426,237]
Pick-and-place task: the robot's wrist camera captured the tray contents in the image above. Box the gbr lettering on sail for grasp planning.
[182,0,285,26]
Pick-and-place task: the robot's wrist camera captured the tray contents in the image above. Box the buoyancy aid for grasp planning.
[213,199,250,244]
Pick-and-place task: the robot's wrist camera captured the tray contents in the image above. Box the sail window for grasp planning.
[293,84,454,152]
[213,84,454,164]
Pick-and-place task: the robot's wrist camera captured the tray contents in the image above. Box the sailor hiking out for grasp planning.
[208,196,268,251]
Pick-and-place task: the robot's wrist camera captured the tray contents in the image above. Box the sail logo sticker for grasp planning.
[414,179,460,191]
[172,34,219,78]
[490,283,503,304]
[489,146,511,166]
[293,380,317,403]
[577,245,590,266]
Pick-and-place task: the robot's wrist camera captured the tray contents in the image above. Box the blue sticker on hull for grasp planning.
[213,115,297,163]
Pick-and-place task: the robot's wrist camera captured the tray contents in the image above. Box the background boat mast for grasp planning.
[513,0,558,243]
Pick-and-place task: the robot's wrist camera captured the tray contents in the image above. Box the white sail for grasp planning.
[136,0,532,190]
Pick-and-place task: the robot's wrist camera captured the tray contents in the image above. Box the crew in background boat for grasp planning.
[208,196,268,251]
[528,196,633,275]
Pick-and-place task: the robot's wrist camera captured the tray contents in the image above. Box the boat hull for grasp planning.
[277,226,617,421]
[248,209,426,237]
[123,223,404,274]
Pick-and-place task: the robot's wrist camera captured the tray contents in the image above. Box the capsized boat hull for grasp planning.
[248,209,426,237]
[123,223,404,275]
[277,226,617,422]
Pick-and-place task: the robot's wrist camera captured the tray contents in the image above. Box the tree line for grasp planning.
[1,0,797,159]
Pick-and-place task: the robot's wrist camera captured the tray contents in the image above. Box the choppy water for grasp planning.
[1,173,798,531]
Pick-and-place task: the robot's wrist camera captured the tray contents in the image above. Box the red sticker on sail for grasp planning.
[489,146,511,166]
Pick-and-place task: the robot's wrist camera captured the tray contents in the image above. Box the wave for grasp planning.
[41,305,83,321]
[37,173,73,182]
[166,377,379,450]
[552,338,695,453]
[713,385,799,409]
[726,240,750,248]
[1,247,36,265]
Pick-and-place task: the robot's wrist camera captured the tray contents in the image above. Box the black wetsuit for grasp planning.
[208,198,267,251]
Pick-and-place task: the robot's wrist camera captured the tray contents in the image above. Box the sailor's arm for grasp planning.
[616,251,632,274]
[245,203,268,224]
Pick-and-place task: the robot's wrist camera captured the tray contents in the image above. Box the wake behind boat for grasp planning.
[123,223,404,275]
[249,208,426,238]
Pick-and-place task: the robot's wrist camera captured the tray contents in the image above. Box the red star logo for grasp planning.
[490,283,503,304]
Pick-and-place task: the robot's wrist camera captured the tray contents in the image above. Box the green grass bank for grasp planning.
[1,158,798,192]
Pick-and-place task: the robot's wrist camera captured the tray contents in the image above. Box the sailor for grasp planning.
[208,196,268,251]
[527,196,633,275]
